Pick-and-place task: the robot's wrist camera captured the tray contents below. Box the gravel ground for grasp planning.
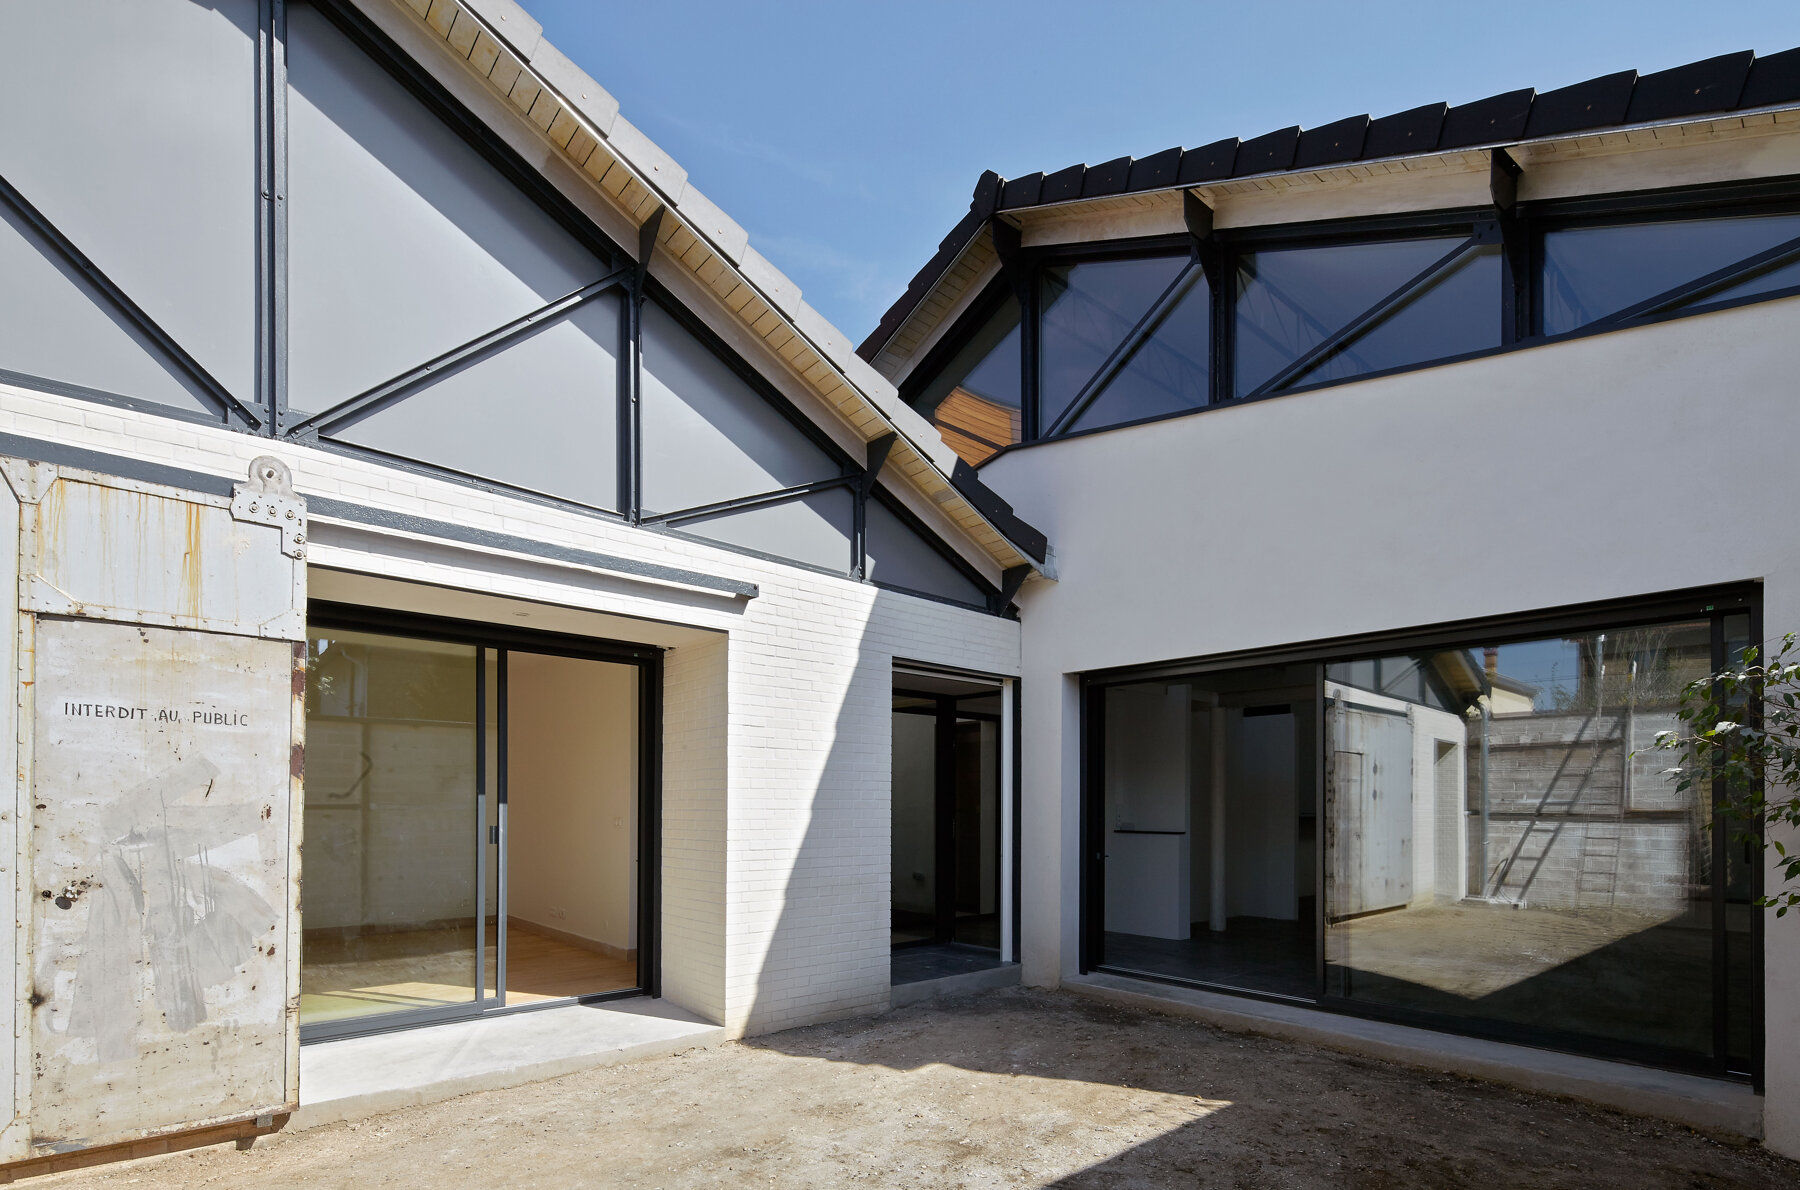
[38,988,1798,1189]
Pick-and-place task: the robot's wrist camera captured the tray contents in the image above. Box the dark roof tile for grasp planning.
[999,172,1044,210]
[1440,87,1534,148]
[1524,70,1635,137]
[1082,155,1133,198]
[1294,114,1369,168]
[1233,126,1300,176]
[1177,137,1238,183]
[1743,46,1800,107]
[970,170,1002,218]
[1364,102,1445,157]
[1627,51,1753,121]
[1039,162,1087,203]
[1127,146,1183,191]
[938,208,982,252]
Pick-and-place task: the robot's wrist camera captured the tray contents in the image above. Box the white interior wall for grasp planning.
[1102,684,1190,938]
[1225,711,1298,921]
[505,651,638,952]
[1411,706,1470,906]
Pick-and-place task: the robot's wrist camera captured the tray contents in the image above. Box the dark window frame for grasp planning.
[907,174,1800,464]
[1077,581,1764,1084]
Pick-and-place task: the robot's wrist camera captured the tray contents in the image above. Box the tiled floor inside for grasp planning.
[301,921,637,1024]
[890,941,1010,985]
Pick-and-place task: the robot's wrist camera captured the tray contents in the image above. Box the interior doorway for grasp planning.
[892,668,1012,985]
[298,605,659,1041]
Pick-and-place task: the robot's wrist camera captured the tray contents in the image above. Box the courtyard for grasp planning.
[38,989,1796,1189]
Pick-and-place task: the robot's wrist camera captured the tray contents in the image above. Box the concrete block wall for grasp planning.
[1484,820,1699,914]
[0,379,1022,1044]
[1475,709,1696,913]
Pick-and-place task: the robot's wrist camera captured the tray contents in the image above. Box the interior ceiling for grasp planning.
[893,667,1004,697]
[309,566,722,649]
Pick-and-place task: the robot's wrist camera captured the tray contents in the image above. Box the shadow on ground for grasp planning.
[744,987,1793,1189]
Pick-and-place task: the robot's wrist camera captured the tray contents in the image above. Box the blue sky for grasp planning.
[525,1,1800,343]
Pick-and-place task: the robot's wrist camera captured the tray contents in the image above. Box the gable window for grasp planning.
[909,293,1022,467]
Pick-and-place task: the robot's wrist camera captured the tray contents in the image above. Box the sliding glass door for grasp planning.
[301,629,486,1029]
[300,606,659,1041]
[1082,588,1761,1080]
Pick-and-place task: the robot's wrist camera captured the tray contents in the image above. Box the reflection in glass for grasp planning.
[1324,621,1720,1061]
[1721,613,1757,1070]
[1283,246,1500,389]
[1540,212,1800,334]
[1235,236,1472,396]
[301,630,481,1026]
[1040,255,1208,435]
[909,296,1022,467]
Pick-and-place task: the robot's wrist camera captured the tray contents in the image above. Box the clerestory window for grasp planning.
[900,179,1800,461]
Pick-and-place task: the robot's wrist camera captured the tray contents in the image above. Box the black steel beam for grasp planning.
[1597,231,1800,326]
[286,267,631,437]
[1490,149,1527,344]
[991,564,1030,614]
[645,475,857,528]
[860,432,896,497]
[257,0,288,432]
[0,172,260,429]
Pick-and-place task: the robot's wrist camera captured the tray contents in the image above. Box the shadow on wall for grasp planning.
[728,588,915,1035]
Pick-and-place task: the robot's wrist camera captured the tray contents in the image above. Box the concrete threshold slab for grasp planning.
[1067,972,1761,1140]
[293,998,726,1130]
[892,962,1020,1007]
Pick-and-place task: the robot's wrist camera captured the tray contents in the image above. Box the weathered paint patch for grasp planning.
[28,619,294,1152]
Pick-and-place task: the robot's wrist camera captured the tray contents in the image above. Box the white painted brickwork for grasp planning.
[0,381,1020,1038]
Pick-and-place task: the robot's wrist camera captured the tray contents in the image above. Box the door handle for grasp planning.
[489,825,500,845]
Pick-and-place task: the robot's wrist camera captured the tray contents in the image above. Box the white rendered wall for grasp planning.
[982,293,1800,1153]
[0,378,1021,1047]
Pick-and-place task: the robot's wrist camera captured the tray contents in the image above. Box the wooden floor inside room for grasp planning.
[301,920,637,1024]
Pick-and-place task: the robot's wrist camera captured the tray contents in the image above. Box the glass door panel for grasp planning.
[1324,622,1719,1063]
[301,629,483,1029]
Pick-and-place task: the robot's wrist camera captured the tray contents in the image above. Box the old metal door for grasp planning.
[2,455,305,1161]
[1326,696,1414,920]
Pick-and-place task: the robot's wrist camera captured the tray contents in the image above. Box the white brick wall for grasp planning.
[0,381,1022,1038]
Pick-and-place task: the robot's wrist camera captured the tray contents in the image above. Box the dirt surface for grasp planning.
[40,988,1797,1189]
